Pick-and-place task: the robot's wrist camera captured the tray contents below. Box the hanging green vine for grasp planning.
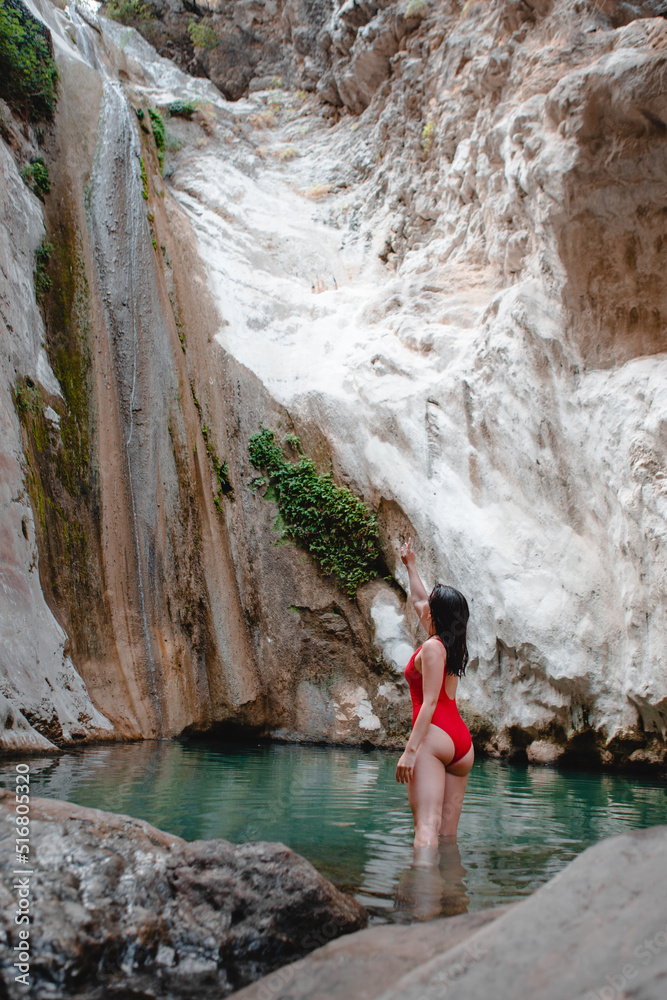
[248,428,381,597]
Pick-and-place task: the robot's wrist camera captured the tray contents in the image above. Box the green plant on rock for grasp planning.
[147,108,165,172]
[421,120,435,154]
[12,379,40,418]
[211,453,232,497]
[106,0,150,24]
[0,0,59,121]
[248,428,381,597]
[167,98,198,119]
[20,157,50,200]
[187,18,219,50]
[139,156,149,200]
[34,238,52,303]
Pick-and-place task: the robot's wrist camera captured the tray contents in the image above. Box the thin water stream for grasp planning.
[2,741,664,923]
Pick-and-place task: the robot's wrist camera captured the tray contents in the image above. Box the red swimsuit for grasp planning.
[404,637,472,763]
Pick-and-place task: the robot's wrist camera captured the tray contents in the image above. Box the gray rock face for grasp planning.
[99,0,337,100]
[0,790,367,999]
[231,825,667,1000]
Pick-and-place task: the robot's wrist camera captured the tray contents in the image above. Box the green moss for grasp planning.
[20,157,50,200]
[147,108,165,172]
[13,218,111,665]
[13,379,50,536]
[190,383,202,419]
[139,156,149,200]
[0,0,58,121]
[47,248,92,491]
[189,392,234,509]
[34,238,53,303]
[248,428,381,597]
[12,379,39,418]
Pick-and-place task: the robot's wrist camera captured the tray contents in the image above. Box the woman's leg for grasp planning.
[408,726,455,848]
[439,745,474,839]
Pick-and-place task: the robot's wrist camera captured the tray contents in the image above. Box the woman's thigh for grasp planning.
[440,745,474,838]
[407,726,455,822]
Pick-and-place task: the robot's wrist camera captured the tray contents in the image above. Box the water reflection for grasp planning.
[394,840,469,923]
[1,739,664,923]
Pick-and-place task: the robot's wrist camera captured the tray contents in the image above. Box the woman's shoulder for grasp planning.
[422,635,446,656]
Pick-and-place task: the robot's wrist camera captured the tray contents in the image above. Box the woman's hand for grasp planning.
[400,537,415,567]
[396,747,416,783]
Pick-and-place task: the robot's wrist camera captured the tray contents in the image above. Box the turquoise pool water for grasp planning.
[2,740,664,923]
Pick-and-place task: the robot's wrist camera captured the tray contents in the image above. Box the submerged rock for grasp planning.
[0,790,367,999]
[232,824,667,1000]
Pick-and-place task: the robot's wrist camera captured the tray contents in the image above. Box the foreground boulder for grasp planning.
[233,825,667,1000]
[0,790,366,999]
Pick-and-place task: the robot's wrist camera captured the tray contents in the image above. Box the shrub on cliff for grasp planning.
[105,0,150,24]
[249,429,381,597]
[0,0,58,121]
[167,99,197,120]
[187,18,219,50]
[20,156,50,199]
[147,108,165,171]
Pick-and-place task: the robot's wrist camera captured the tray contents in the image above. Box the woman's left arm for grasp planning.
[396,640,445,783]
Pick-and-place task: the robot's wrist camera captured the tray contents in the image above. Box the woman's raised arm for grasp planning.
[400,537,430,629]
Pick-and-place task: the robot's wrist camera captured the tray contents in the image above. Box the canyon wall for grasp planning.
[1,0,666,767]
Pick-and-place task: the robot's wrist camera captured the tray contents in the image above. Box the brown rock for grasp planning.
[230,907,508,1000]
[0,790,367,1000]
[233,825,667,1000]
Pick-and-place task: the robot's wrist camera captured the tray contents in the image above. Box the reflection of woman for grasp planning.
[396,538,474,848]
[394,837,470,922]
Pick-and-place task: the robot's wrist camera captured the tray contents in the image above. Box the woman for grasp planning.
[396,538,474,848]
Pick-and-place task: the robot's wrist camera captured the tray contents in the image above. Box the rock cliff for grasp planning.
[1,0,666,766]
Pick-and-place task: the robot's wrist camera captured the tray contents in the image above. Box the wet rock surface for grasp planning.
[0,790,367,999]
[232,825,667,1000]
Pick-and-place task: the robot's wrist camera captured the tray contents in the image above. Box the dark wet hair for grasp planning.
[428,584,469,677]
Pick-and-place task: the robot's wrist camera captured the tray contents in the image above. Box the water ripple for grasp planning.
[1,740,664,922]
